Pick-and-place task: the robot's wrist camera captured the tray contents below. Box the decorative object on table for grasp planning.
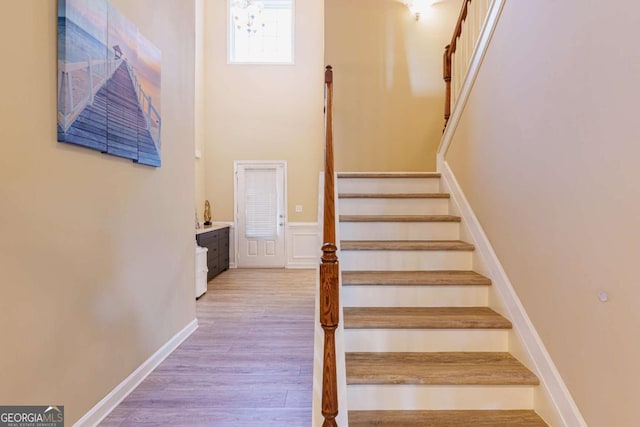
[203,200,212,226]
[57,0,162,167]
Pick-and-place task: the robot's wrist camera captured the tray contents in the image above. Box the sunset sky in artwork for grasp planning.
[60,0,108,44]
[136,33,162,114]
[107,3,161,115]
[62,0,161,114]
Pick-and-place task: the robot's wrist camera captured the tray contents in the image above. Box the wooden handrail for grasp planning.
[320,65,339,427]
[443,0,472,130]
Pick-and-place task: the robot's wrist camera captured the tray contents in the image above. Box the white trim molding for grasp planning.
[227,222,237,268]
[286,222,320,269]
[437,0,507,162]
[439,162,587,427]
[73,320,198,427]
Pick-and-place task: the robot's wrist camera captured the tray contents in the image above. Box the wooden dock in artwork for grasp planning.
[58,60,161,167]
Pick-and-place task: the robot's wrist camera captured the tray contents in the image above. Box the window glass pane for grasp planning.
[229,0,293,63]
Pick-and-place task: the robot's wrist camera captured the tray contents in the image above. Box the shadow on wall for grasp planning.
[325,0,462,172]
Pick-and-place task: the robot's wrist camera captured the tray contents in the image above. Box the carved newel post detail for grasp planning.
[320,65,339,427]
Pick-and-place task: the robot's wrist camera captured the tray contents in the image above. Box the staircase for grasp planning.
[337,172,548,426]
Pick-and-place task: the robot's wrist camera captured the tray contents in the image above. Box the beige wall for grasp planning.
[202,0,324,223]
[0,1,196,423]
[447,1,640,425]
[325,0,462,172]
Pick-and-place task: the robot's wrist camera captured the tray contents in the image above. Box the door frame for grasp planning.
[233,160,288,268]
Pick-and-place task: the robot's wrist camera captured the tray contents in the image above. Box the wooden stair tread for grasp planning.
[344,307,511,329]
[340,214,461,223]
[338,172,441,179]
[339,193,450,199]
[342,270,491,286]
[341,240,474,251]
[346,352,540,385]
[348,410,548,426]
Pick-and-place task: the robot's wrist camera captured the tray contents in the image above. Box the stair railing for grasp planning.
[443,0,494,130]
[320,65,339,427]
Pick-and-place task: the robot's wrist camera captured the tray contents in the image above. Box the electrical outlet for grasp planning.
[295,205,303,213]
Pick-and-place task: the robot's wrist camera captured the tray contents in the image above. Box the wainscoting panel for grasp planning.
[287,222,320,269]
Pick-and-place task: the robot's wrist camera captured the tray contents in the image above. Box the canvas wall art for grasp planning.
[57,0,162,167]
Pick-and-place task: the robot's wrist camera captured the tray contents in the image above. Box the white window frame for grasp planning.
[227,0,296,65]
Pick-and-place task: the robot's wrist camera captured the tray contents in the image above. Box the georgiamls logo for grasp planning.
[0,405,64,426]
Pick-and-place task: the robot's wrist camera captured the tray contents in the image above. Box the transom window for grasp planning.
[228,0,294,64]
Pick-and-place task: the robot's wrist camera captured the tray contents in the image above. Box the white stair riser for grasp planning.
[344,329,508,352]
[340,250,473,271]
[343,285,488,307]
[338,178,440,194]
[347,385,534,410]
[340,222,460,241]
[339,198,450,215]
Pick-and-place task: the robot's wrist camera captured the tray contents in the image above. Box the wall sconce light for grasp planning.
[403,0,435,21]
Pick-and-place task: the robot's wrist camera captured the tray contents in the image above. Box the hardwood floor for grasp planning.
[340,240,474,251]
[340,215,460,222]
[100,268,316,427]
[346,352,539,385]
[348,410,548,426]
[343,307,512,329]
[339,193,451,199]
[342,270,492,286]
[337,172,441,179]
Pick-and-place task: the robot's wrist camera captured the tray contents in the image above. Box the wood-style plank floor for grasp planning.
[100,268,316,427]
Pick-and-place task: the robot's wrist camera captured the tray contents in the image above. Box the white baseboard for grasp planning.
[286,222,320,269]
[439,161,586,427]
[73,319,198,427]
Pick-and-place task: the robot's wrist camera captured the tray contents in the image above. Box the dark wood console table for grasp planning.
[196,225,230,281]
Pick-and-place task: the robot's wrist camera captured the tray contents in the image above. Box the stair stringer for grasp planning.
[437,159,587,427]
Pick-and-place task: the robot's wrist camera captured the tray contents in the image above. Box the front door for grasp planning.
[235,161,286,268]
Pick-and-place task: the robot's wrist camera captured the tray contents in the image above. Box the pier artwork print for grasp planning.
[57,0,162,167]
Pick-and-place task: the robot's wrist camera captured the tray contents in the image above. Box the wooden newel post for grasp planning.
[320,246,339,427]
[320,64,339,427]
